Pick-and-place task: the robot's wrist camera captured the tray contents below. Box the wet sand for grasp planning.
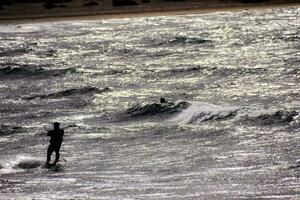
[0,0,300,24]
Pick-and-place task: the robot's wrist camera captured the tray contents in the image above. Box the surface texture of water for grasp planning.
[0,7,300,200]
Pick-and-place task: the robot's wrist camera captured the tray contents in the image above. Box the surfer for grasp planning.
[160,98,174,106]
[160,97,190,110]
[46,122,64,167]
[160,98,166,104]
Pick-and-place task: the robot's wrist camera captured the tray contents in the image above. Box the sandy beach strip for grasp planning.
[0,2,300,24]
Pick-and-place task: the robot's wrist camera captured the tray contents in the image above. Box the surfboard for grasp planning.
[49,163,64,171]
[45,163,64,171]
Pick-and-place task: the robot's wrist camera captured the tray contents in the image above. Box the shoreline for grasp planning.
[0,2,300,24]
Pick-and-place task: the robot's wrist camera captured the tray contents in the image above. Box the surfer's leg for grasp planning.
[53,144,62,164]
[46,146,54,165]
[54,149,60,164]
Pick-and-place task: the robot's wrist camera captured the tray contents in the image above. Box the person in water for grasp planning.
[160,97,190,109]
[160,98,166,104]
[46,122,64,166]
[160,98,174,106]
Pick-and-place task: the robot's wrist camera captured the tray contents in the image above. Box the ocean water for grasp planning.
[0,7,300,200]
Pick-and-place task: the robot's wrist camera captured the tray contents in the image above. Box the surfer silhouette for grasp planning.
[160,98,174,106]
[46,122,64,167]
[160,98,166,104]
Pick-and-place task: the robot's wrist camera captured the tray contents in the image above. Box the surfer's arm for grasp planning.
[47,131,52,136]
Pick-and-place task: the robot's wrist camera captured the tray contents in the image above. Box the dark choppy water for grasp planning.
[0,7,300,200]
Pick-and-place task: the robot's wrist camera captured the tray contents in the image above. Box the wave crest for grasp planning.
[238,109,299,125]
[0,47,31,57]
[158,36,211,46]
[172,102,239,124]
[126,101,190,117]
[25,86,110,100]
[0,64,77,79]
[0,125,23,136]
[172,102,299,125]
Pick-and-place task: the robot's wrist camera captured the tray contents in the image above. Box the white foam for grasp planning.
[0,155,44,174]
[0,24,43,33]
[235,107,275,119]
[171,102,239,124]
[236,107,299,124]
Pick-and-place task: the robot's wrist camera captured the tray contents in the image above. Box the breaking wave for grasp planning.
[125,101,190,117]
[171,102,299,125]
[172,102,239,124]
[0,156,44,174]
[237,109,299,125]
[124,101,299,126]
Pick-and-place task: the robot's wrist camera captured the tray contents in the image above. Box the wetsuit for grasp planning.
[46,128,64,165]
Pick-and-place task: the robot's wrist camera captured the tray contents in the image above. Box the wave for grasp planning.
[144,65,268,79]
[142,66,206,79]
[237,109,299,125]
[25,86,110,100]
[288,159,300,170]
[0,47,31,57]
[0,65,45,77]
[166,36,210,45]
[211,67,267,77]
[0,125,24,136]
[0,64,77,79]
[0,156,44,174]
[151,36,211,47]
[125,101,190,117]
[172,102,299,125]
[16,159,42,169]
[172,102,239,124]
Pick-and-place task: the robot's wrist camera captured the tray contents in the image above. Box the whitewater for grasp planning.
[0,6,299,200]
